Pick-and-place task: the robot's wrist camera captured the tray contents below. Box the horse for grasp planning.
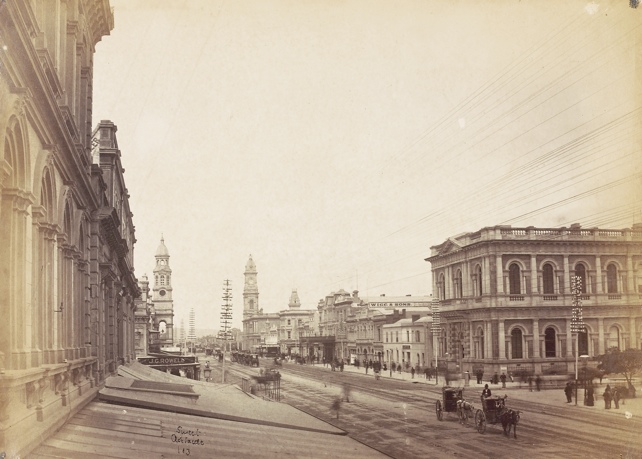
[456,399,475,425]
[499,408,520,438]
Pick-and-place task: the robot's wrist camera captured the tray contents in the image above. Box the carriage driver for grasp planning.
[482,384,492,398]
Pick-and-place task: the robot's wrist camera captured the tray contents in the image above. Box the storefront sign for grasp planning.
[138,356,196,365]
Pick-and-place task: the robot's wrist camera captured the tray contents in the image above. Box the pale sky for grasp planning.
[92,0,641,332]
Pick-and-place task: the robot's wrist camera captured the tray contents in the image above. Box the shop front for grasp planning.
[137,354,202,380]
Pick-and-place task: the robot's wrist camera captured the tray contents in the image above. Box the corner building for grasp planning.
[0,2,139,456]
[426,224,642,378]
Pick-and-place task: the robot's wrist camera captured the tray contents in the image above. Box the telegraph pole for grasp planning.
[570,275,584,406]
[431,298,441,385]
[220,279,233,383]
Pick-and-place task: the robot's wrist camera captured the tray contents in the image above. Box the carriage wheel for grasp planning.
[436,400,443,421]
[475,410,486,434]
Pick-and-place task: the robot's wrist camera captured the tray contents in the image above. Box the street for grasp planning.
[216,358,642,459]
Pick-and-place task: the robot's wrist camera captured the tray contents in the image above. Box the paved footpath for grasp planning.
[302,361,642,420]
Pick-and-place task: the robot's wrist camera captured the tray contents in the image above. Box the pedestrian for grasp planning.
[476,369,483,384]
[340,360,344,372]
[365,360,368,374]
[603,384,612,409]
[492,373,499,385]
[424,367,430,380]
[564,382,573,403]
[482,383,492,398]
[535,375,541,391]
[500,373,507,388]
[613,387,620,409]
[528,376,533,392]
[411,367,415,379]
[342,383,351,402]
[586,383,594,406]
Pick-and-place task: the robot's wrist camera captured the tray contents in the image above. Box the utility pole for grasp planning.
[220,279,233,383]
[570,275,584,406]
[431,298,441,385]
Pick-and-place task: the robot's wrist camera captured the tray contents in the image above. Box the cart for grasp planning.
[435,386,464,421]
[474,395,520,437]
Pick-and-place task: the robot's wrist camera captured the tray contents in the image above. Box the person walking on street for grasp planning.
[476,369,483,385]
[564,382,573,403]
[603,384,612,409]
[411,367,415,379]
[535,375,542,391]
[528,376,533,392]
[500,373,507,388]
[613,387,620,409]
[586,383,595,406]
[342,383,351,402]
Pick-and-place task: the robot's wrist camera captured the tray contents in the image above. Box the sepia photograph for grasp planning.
[0,0,641,457]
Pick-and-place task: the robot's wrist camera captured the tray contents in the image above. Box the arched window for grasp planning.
[509,263,521,294]
[578,330,589,355]
[416,330,420,342]
[574,264,587,293]
[438,273,446,300]
[607,264,618,293]
[542,263,555,294]
[406,330,410,342]
[454,269,463,298]
[249,299,254,310]
[608,326,620,350]
[476,265,483,296]
[544,327,556,358]
[477,327,485,359]
[160,275,165,286]
[511,329,523,359]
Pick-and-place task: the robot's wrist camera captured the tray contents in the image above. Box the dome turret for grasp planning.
[155,236,170,257]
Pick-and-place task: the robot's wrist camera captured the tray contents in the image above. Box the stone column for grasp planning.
[563,255,570,295]
[595,256,603,293]
[533,319,540,358]
[496,255,503,295]
[499,320,506,360]
[531,255,538,294]
[598,318,605,354]
[485,321,492,361]
[627,255,634,293]
[566,318,573,357]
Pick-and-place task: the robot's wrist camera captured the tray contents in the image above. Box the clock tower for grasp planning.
[243,255,259,320]
[153,236,174,348]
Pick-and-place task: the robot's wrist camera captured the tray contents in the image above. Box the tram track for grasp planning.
[217,361,642,458]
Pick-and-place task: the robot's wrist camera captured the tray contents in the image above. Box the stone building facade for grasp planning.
[277,289,315,355]
[426,224,642,379]
[0,2,141,455]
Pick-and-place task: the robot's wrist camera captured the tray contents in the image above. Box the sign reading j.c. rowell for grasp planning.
[138,356,197,365]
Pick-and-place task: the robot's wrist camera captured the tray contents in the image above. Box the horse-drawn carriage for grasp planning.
[435,386,464,421]
[475,395,520,438]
